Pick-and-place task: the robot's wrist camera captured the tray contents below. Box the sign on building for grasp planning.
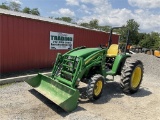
[50,32,74,50]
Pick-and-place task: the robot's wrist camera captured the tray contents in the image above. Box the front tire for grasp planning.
[120,58,144,94]
[87,74,104,101]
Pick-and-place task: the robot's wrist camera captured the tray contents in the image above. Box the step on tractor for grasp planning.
[26,27,144,112]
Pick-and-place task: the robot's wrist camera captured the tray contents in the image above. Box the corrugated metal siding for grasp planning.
[0,14,119,73]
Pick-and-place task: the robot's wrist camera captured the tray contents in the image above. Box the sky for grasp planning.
[0,0,160,33]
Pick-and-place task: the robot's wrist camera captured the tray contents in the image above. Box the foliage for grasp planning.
[55,17,72,23]
[0,2,40,16]
[30,8,40,16]
[139,32,160,50]
[117,19,139,45]
[0,2,10,10]
[97,26,111,32]
[79,19,111,32]
[89,19,98,29]
[80,22,90,28]
[0,2,21,11]
[126,19,139,45]
[9,1,21,11]
[22,7,31,14]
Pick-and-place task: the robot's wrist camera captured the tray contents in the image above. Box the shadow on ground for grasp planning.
[28,81,152,115]
[78,81,152,104]
[29,89,86,116]
[131,87,152,97]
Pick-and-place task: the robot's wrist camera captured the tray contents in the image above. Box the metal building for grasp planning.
[0,8,119,73]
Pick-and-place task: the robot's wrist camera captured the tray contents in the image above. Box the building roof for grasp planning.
[0,8,105,32]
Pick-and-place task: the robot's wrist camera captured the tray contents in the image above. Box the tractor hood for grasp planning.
[68,48,101,58]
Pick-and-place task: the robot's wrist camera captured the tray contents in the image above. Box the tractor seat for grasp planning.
[106,44,118,57]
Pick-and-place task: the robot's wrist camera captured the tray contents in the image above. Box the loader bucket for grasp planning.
[25,74,79,112]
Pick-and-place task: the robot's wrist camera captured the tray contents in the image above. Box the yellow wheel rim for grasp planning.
[94,80,102,96]
[131,66,142,88]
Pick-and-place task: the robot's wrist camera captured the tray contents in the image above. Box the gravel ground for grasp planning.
[0,54,160,120]
[131,53,160,77]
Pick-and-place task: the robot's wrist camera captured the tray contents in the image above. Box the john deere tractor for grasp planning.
[26,27,143,112]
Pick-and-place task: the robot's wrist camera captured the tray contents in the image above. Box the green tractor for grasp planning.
[26,27,143,112]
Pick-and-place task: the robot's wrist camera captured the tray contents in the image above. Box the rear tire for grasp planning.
[87,74,104,101]
[120,58,143,94]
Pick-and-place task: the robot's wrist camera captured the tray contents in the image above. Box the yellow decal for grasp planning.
[85,53,102,64]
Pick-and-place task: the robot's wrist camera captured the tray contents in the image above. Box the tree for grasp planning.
[80,22,90,28]
[0,1,21,11]
[0,2,10,10]
[139,32,160,50]
[9,1,21,11]
[79,19,99,29]
[55,17,72,23]
[153,33,160,50]
[98,25,111,32]
[89,19,99,29]
[22,7,31,14]
[127,19,139,45]
[0,2,40,16]
[118,19,140,45]
[30,8,40,16]
[79,19,111,32]
[139,34,151,49]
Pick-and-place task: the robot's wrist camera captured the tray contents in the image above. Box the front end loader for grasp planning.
[25,27,144,112]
